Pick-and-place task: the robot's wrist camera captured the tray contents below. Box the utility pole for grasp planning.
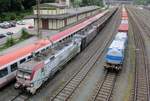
[103,0,106,7]
[36,0,40,38]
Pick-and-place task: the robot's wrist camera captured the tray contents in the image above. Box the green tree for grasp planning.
[20,29,30,39]
[5,37,15,47]
[134,0,150,5]
[73,0,82,7]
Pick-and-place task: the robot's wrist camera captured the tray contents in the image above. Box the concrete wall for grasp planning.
[34,9,66,15]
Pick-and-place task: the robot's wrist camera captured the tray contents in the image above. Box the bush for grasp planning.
[20,29,30,39]
[5,37,15,47]
[0,10,32,21]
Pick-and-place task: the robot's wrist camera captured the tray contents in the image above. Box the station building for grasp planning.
[26,3,100,30]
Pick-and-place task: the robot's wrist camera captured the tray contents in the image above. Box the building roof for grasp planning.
[25,14,70,20]
[25,6,100,19]
[33,3,67,9]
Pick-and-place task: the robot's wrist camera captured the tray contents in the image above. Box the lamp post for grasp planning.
[36,0,41,38]
[103,0,106,7]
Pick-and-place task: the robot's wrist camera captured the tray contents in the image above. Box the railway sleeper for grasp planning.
[100,89,111,93]
[64,87,73,92]
[61,90,71,95]
[58,93,69,98]
[66,85,76,89]
[99,91,110,96]
[54,96,66,101]
[97,94,108,100]
[107,75,115,79]
[53,99,62,101]
[65,87,74,92]
[72,78,82,81]
[103,82,113,86]
[102,86,112,90]
[75,75,83,78]
[69,81,79,85]
[137,86,148,90]
[136,95,148,100]
[137,89,148,94]
[138,85,148,89]
[67,83,77,87]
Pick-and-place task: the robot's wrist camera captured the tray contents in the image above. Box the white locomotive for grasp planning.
[15,37,81,94]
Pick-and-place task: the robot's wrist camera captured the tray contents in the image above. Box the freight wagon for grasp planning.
[104,7,128,71]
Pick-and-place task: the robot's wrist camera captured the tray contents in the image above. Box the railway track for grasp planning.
[9,92,30,101]
[2,9,119,101]
[90,71,117,101]
[50,33,115,101]
[127,7,150,101]
[129,8,150,38]
[0,8,119,101]
[50,9,121,101]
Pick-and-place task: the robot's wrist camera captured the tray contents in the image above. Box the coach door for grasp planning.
[42,19,49,29]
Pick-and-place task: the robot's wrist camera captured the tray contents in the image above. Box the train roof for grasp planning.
[107,48,123,57]
[19,61,44,73]
[121,20,128,24]
[0,10,109,68]
[109,40,125,50]
[118,24,128,32]
[18,60,41,71]
[19,40,74,72]
[0,40,50,68]
[115,32,127,39]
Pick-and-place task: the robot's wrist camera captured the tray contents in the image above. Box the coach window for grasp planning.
[41,49,45,52]
[35,52,39,56]
[11,63,18,72]
[0,68,8,78]
[20,58,26,64]
[28,55,33,59]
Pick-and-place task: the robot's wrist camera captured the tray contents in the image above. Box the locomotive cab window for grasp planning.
[50,56,55,60]
[0,68,8,78]
[17,70,31,80]
[11,63,18,72]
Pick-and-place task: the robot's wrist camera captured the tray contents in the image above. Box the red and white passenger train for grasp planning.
[0,8,117,90]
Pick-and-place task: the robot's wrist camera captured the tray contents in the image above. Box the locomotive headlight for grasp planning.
[30,83,34,87]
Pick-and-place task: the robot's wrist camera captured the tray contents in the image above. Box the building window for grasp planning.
[11,63,18,72]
